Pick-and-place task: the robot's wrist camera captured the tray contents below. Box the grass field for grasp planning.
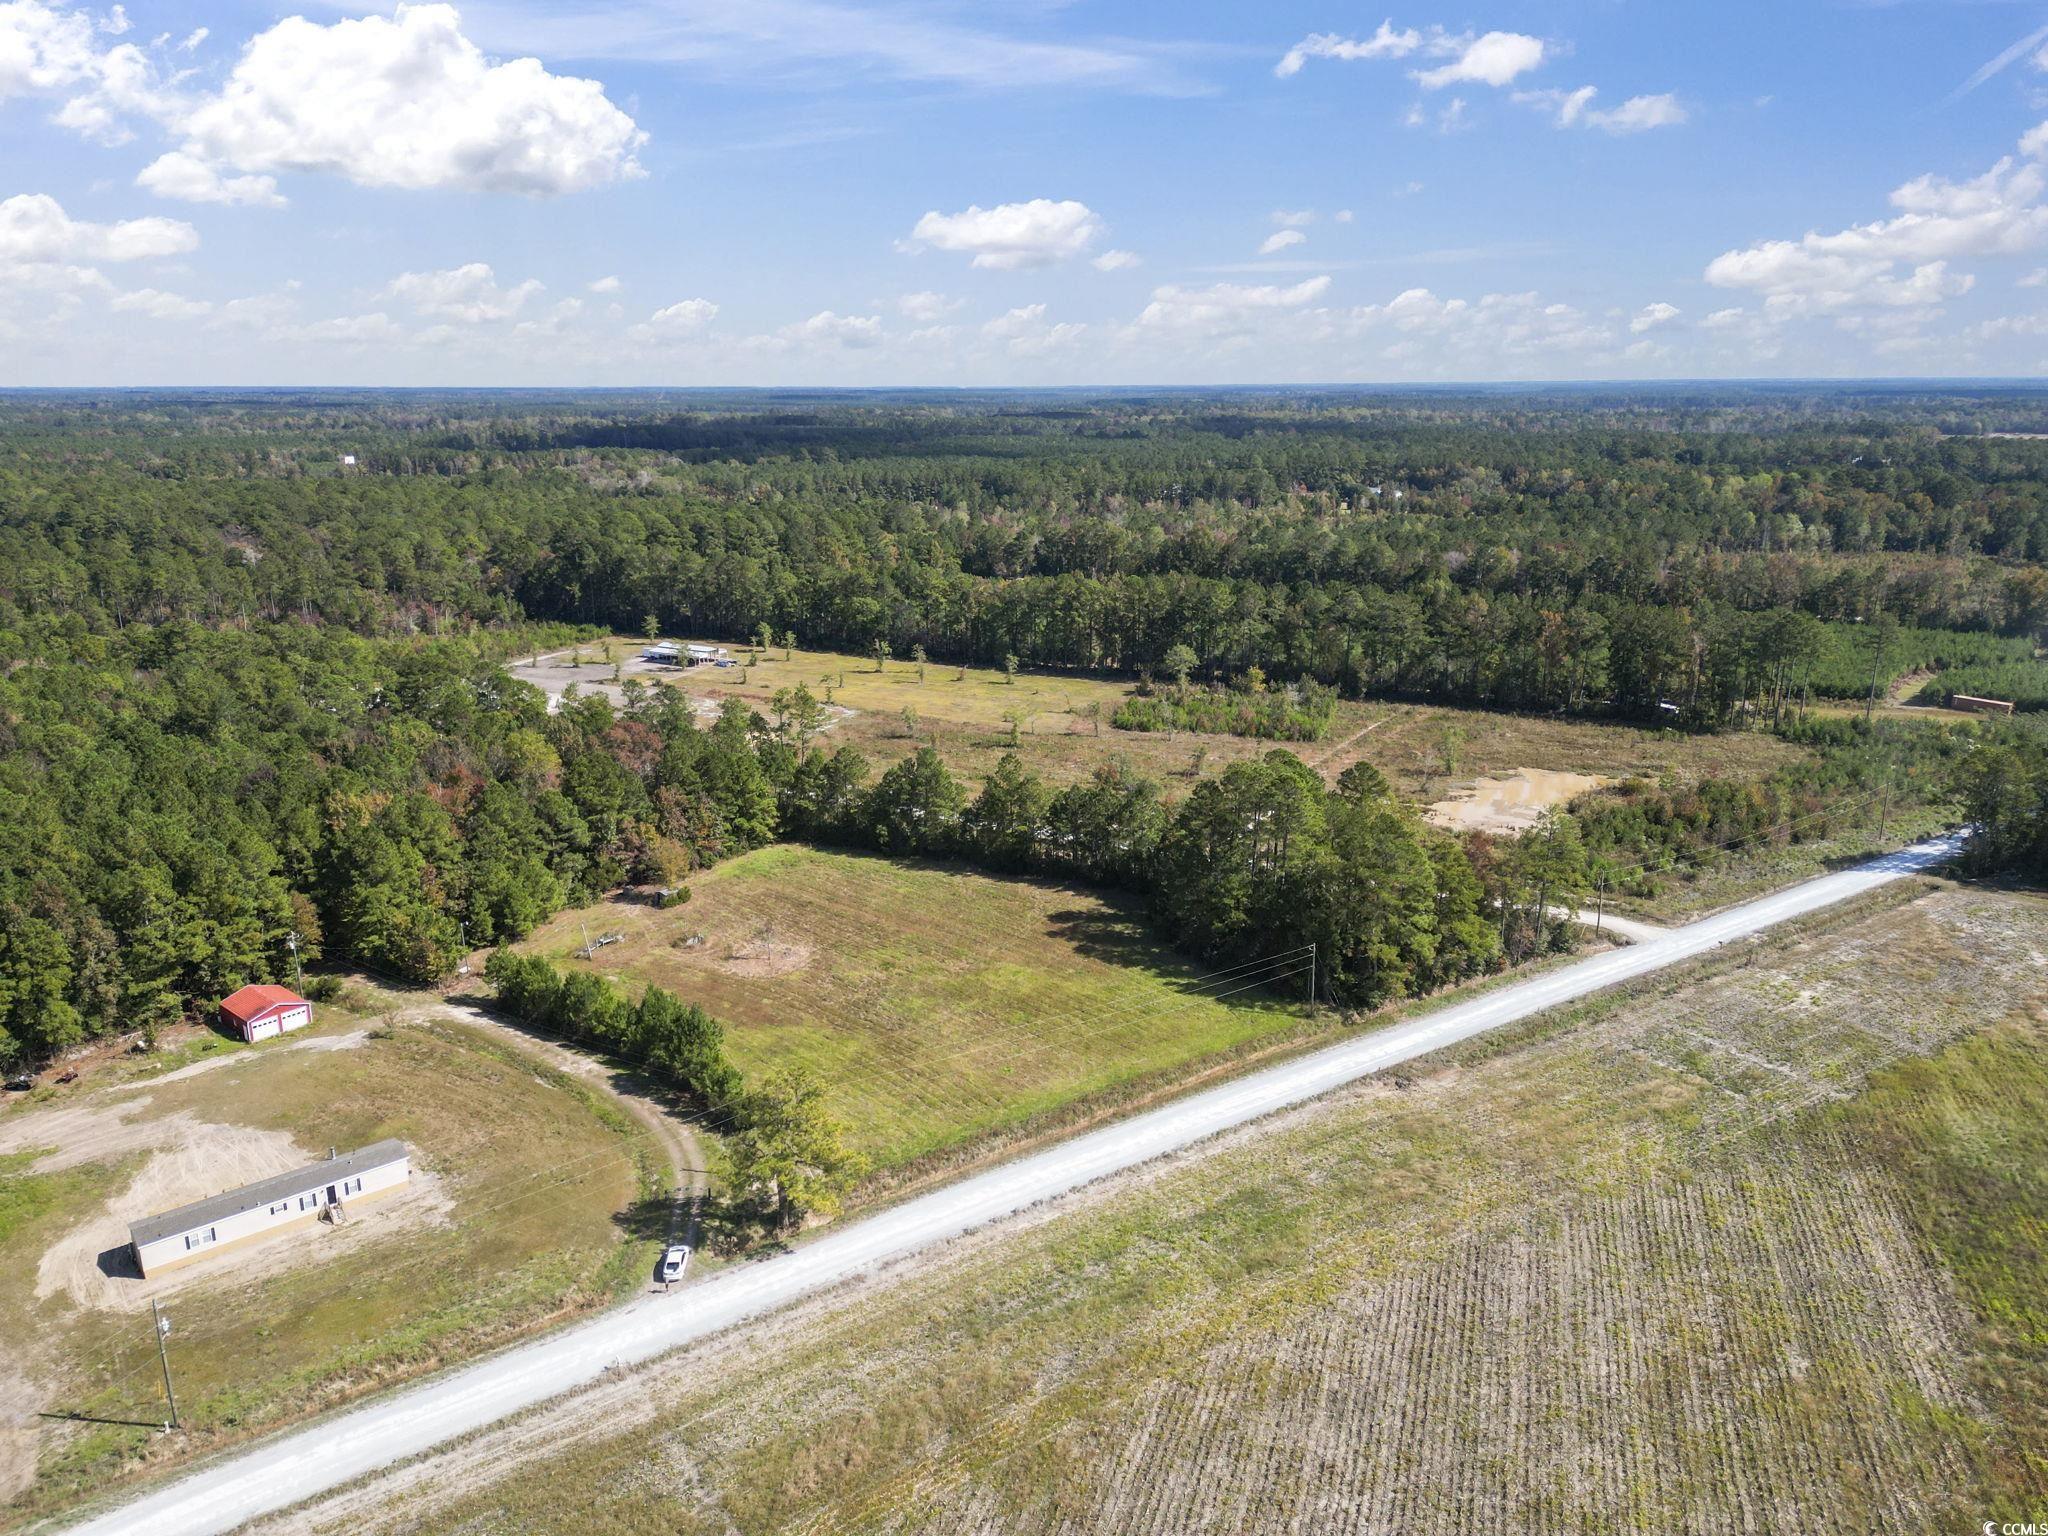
[348,883,2048,1536]
[0,1000,656,1527]
[523,636,1807,804]
[515,846,1307,1174]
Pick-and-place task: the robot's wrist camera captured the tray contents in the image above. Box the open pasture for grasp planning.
[354,885,2048,1536]
[516,636,1807,806]
[0,1000,652,1526]
[514,846,1309,1173]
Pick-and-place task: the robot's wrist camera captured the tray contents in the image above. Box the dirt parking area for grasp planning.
[1426,769,1610,834]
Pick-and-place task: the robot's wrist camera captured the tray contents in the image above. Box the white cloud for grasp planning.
[1705,149,2046,313]
[1271,209,1316,228]
[1414,32,1545,90]
[1091,248,1141,271]
[896,290,961,321]
[109,285,209,319]
[1629,301,1680,334]
[166,4,646,197]
[1136,275,1331,335]
[1334,209,1355,223]
[1350,287,1609,361]
[1275,22,1424,78]
[135,150,284,207]
[0,0,172,142]
[907,198,1103,269]
[1258,229,1307,256]
[587,275,622,294]
[639,297,718,336]
[0,191,195,262]
[2020,267,2048,288]
[1587,93,1687,134]
[382,263,544,323]
[279,312,405,345]
[778,310,882,347]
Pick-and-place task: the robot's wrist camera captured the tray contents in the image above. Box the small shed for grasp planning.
[220,984,312,1043]
[129,1140,411,1277]
[1951,694,2016,716]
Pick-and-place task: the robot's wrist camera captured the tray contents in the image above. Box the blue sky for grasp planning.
[4,0,2048,384]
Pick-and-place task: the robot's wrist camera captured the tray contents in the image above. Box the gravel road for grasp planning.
[62,833,1964,1536]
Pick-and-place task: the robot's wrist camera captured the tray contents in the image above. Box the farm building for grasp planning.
[128,1140,411,1277]
[220,983,312,1043]
[685,642,731,666]
[1951,694,2016,716]
[641,642,681,665]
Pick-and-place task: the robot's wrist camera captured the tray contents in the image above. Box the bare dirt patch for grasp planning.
[33,1124,454,1314]
[715,925,815,980]
[1426,768,1610,834]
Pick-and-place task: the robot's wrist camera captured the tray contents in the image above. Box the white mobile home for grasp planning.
[641,643,682,665]
[128,1140,411,1278]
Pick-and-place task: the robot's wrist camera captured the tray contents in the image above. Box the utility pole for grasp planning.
[285,931,303,994]
[1306,944,1317,1014]
[1595,874,1607,935]
[151,1299,179,1430]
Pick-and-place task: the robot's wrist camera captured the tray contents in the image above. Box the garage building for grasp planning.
[128,1140,412,1277]
[220,983,312,1043]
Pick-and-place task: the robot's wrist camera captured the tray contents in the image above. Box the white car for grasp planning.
[659,1244,691,1283]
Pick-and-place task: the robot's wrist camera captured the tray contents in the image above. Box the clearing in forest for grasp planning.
[328,885,2048,1536]
[505,638,1805,806]
[514,846,1305,1172]
[0,996,653,1529]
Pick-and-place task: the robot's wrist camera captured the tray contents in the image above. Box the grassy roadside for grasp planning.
[349,881,2048,1536]
[0,1016,660,1529]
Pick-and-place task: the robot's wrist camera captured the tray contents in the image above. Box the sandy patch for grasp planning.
[716,925,815,980]
[0,1094,170,1174]
[1426,769,1610,834]
[120,1028,373,1092]
[35,1124,454,1314]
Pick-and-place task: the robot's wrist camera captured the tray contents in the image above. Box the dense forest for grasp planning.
[0,388,2041,1068]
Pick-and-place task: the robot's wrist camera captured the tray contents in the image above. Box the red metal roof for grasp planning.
[220,984,308,1023]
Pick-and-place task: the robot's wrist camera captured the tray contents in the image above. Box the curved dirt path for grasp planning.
[414,1000,707,1252]
[63,833,1964,1536]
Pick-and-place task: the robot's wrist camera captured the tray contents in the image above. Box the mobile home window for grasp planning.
[269,1200,290,1215]
[344,1177,362,1195]
[299,1192,320,1210]
[184,1227,217,1250]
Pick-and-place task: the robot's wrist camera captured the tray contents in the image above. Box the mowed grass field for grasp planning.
[345,884,2048,1536]
[0,1000,655,1526]
[515,846,1305,1173]
[534,636,1804,801]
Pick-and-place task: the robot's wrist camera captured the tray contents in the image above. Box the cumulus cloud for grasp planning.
[973,303,1085,357]
[135,149,283,207]
[1705,144,2047,314]
[1091,248,1141,271]
[777,310,882,347]
[1271,209,1317,228]
[0,0,175,143]
[381,263,543,323]
[587,275,622,294]
[907,198,1103,269]
[1136,275,1331,335]
[162,4,645,198]
[1413,32,1545,90]
[109,285,209,320]
[1275,22,1424,78]
[896,290,961,321]
[638,297,718,336]
[1630,301,1680,334]
[1351,287,1609,361]
[0,191,195,262]
[1258,229,1307,256]
[278,312,405,345]
[1518,86,1686,134]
